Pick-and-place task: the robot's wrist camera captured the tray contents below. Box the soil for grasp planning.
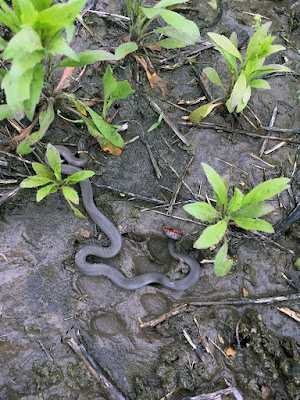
[0,1,300,399]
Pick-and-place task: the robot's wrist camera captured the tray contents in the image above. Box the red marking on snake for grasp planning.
[163,228,183,240]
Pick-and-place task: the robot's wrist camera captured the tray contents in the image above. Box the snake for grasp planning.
[49,142,201,291]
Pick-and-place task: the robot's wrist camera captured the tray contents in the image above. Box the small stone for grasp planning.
[74,228,91,239]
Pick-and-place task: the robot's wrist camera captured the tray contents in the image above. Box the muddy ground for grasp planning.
[0,0,300,399]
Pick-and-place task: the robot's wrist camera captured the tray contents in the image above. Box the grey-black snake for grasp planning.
[50,143,201,291]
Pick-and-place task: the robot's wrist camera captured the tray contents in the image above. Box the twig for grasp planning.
[273,203,300,240]
[38,340,53,362]
[277,307,300,322]
[264,138,295,155]
[184,386,240,400]
[67,338,126,400]
[259,106,277,156]
[144,94,190,145]
[141,208,207,226]
[0,187,21,205]
[167,157,194,215]
[179,121,300,145]
[94,183,165,204]
[190,63,213,102]
[139,304,188,328]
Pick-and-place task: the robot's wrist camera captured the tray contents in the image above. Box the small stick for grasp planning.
[278,307,300,322]
[144,94,190,145]
[250,153,275,168]
[94,183,165,204]
[183,329,207,363]
[139,304,188,328]
[184,386,240,400]
[38,340,53,362]
[190,63,213,102]
[0,187,21,205]
[167,157,194,215]
[259,106,277,156]
[264,139,295,155]
[67,338,127,400]
[141,208,207,227]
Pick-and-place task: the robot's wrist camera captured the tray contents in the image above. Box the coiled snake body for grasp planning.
[52,143,201,291]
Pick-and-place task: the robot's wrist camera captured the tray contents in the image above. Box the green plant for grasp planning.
[20,144,94,218]
[189,22,290,121]
[183,163,290,276]
[295,258,300,270]
[125,0,200,49]
[55,65,134,156]
[0,0,137,154]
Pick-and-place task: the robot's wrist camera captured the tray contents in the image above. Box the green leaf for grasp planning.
[18,0,38,25]
[193,220,227,249]
[0,9,18,32]
[37,0,86,38]
[208,32,243,62]
[66,170,95,184]
[108,80,134,106]
[229,31,238,48]
[0,36,7,51]
[36,183,56,202]
[46,32,79,60]
[56,50,116,68]
[87,107,125,149]
[115,42,137,59]
[183,201,221,222]
[103,65,117,103]
[155,37,188,49]
[235,85,251,114]
[3,26,43,60]
[189,102,220,122]
[214,240,233,276]
[227,188,244,213]
[241,178,290,207]
[20,175,54,188]
[46,144,62,181]
[62,186,79,204]
[159,9,200,41]
[152,25,197,47]
[24,63,44,121]
[32,162,55,179]
[227,72,247,112]
[261,44,286,58]
[232,217,274,233]
[154,0,188,8]
[231,203,274,218]
[248,64,290,79]
[17,102,55,154]
[201,163,227,210]
[67,199,86,219]
[245,22,271,63]
[147,112,164,132]
[64,22,75,43]
[295,258,300,270]
[30,0,53,12]
[0,104,13,120]
[219,47,238,77]
[203,67,225,90]
[249,79,271,89]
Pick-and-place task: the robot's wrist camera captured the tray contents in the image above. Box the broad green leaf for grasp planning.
[193,220,227,249]
[203,67,225,91]
[64,22,75,43]
[24,64,44,121]
[37,0,86,37]
[235,85,251,113]
[249,79,271,89]
[0,0,20,25]
[248,64,290,79]
[154,0,188,8]
[36,183,56,202]
[20,175,54,188]
[3,26,43,60]
[259,34,275,57]
[103,65,117,104]
[214,240,233,276]
[208,0,218,10]
[56,50,116,68]
[19,1,38,25]
[229,31,238,48]
[159,9,200,40]
[227,188,244,213]
[295,258,300,269]
[32,162,55,179]
[231,203,274,218]
[46,144,61,181]
[189,102,221,122]
[232,217,274,233]
[115,42,137,59]
[83,118,122,155]
[140,7,161,19]
[0,36,7,50]
[66,170,95,184]
[261,44,286,58]
[155,37,189,48]
[0,104,13,120]
[86,107,125,149]
[183,201,221,222]
[108,80,134,105]
[208,32,242,62]
[62,186,79,204]
[245,22,271,63]
[202,163,227,210]
[241,178,290,207]
[30,0,53,11]
[0,9,18,31]
[229,72,247,111]
[67,199,86,219]
[46,32,79,60]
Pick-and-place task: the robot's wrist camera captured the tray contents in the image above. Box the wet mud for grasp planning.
[0,0,300,399]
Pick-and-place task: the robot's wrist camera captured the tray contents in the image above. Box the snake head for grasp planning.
[163,228,183,241]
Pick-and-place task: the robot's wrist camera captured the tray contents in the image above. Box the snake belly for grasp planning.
[54,145,201,291]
